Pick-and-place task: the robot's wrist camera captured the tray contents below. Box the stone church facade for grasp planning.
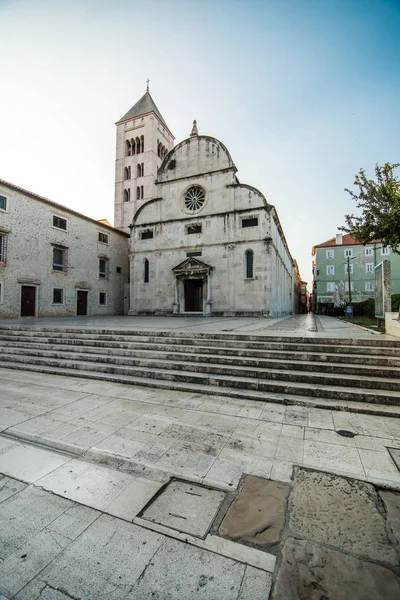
[116,89,295,317]
[0,87,296,320]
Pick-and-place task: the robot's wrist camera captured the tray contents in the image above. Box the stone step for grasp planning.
[1,345,400,386]
[2,324,400,345]
[1,359,400,418]
[1,325,400,349]
[2,338,400,372]
[1,331,400,357]
[1,352,400,405]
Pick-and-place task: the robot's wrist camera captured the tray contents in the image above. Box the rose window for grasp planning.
[184,186,205,212]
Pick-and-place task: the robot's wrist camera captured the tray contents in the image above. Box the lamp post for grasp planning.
[347,256,352,304]
[345,255,357,316]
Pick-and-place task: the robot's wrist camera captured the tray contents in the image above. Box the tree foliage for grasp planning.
[341,162,400,253]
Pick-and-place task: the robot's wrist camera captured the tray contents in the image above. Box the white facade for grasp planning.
[114,90,174,233]
[119,106,295,317]
[0,89,296,320]
[0,181,129,319]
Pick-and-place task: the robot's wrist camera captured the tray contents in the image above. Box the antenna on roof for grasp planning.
[146,78,150,93]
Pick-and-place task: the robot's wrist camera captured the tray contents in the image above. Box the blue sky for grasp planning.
[0,0,399,283]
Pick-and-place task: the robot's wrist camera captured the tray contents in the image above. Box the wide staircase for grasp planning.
[0,325,400,416]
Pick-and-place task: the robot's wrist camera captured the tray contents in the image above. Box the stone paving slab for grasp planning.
[272,537,400,600]
[0,480,273,600]
[141,479,226,538]
[289,468,398,566]
[219,475,288,547]
[380,490,400,546]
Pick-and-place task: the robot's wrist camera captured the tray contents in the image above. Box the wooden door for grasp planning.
[21,286,36,317]
[76,291,88,316]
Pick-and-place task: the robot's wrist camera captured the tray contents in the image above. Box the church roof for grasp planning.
[117,91,168,127]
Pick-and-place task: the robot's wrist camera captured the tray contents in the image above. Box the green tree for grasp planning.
[341,162,400,253]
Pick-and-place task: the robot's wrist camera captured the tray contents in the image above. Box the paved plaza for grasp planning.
[0,312,391,339]
[0,315,399,598]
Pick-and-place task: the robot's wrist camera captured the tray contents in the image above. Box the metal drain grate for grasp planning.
[140,479,226,539]
[336,429,357,438]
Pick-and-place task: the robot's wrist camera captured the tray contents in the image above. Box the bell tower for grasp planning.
[114,84,175,232]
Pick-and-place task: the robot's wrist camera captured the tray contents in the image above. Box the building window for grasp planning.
[326,249,334,259]
[187,251,202,257]
[241,217,259,228]
[124,189,131,202]
[184,186,205,212]
[136,186,144,200]
[158,141,167,158]
[0,195,7,211]
[126,140,132,157]
[137,163,144,177]
[116,266,122,274]
[365,281,374,292]
[144,259,149,283]
[124,166,131,180]
[186,224,202,235]
[140,229,153,240]
[0,281,3,303]
[345,264,353,274]
[53,247,66,272]
[98,232,109,244]
[0,233,7,263]
[245,249,254,278]
[140,135,144,153]
[345,282,354,292]
[365,247,373,256]
[53,215,67,230]
[99,258,108,279]
[52,288,64,304]
[99,292,107,305]
[344,249,353,257]
[381,246,390,255]
[326,265,335,275]
[326,282,335,292]
[366,263,374,273]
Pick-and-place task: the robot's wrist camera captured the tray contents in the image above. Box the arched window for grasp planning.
[144,259,149,283]
[125,140,131,157]
[136,186,140,200]
[131,138,135,155]
[128,166,131,179]
[135,137,141,154]
[124,167,129,180]
[245,250,254,278]
[137,164,142,178]
[123,189,129,202]
[140,135,144,153]
[140,185,144,199]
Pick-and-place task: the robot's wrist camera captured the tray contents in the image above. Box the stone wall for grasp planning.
[0,183,129,318]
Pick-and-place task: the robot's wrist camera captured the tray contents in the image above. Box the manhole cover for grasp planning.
[140,479,226,539]
[336,429,357,438]
[388,448,400,473]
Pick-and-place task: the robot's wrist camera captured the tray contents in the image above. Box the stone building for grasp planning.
[0,87,298,320]
[116,89,295,317]
[0,180,129,318]
[311,232,400,313]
